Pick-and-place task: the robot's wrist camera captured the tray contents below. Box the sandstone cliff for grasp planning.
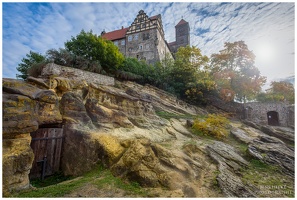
[2,63,294,197]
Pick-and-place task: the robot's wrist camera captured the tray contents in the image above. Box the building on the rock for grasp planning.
[101,10,190,65]
[243,102,295,128]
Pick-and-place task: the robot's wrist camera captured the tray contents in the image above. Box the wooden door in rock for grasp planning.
[29,126,64,179]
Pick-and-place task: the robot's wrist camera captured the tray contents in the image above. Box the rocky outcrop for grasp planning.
[3,64,294,197]
[248,135,294,177]
[243,120,294,144]
[206,141,255,197]
[3,78,62,195]
[231,123,295,177]
[2,133,34,196]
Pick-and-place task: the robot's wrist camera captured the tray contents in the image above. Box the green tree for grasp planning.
[64,30,124,73]
[210,41,266,102]
[170,46,215,104]
[46,48,103,73]
[16,51,47,80]
[257,81,295,104]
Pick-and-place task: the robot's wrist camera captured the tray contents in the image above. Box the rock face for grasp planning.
[206,141,255,197]
[2,64,294,197]
[248,135,294,177]
[3,78,62,195]
[231,123,295,177]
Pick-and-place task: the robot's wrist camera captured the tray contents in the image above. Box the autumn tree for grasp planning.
[16,51,47,80]
[210,41,266,103]
[257,81,295,104]
[64,30,124,73]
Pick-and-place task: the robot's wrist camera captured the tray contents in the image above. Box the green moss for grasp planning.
[242,159,294,197]
[11,164,147,198]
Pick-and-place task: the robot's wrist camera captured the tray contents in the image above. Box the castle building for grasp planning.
[101,10,190,65]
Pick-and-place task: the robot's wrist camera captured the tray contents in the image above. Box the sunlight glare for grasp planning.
[254,43,276,63]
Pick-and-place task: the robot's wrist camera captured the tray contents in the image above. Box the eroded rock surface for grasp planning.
[2,64,294,197]
[206,141,256,197]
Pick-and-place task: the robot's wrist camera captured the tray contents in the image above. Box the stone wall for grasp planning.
[156,28,173,61]
[205,94,244,117]
[244,102,294,127]
[41,63,115,86]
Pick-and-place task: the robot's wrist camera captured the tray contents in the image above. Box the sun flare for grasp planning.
[254,44,276,63]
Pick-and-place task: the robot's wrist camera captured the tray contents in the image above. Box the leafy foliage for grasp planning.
[16,51,47,79]
[210,41,266,102]
[46,48,103,74]
[192,114,230,139]
[65,30,124,73]
[256,81,295,104]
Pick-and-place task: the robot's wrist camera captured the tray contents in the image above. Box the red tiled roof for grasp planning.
[149,15,159,20]
[168,41,176,46]
[102,27,129,41]
[176,19,188,27]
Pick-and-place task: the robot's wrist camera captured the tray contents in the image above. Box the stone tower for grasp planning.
[175,19,190,49]
[168,19,190,54]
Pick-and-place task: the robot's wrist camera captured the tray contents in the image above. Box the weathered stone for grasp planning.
[51,76,72,93]
[2,133,34,196]
[3,78,42,99]
[260,125,294,144]
[85,98,134,128]
[61,126,99,176]
[27,76,49,89]
[60,92,94,128]
[248,135,294,177]
[2,93,38,136]
[207,141,255,197]
[230,127,257,144]
[243,120,294,144]
[92,134,125,166]
[41,63,115,86]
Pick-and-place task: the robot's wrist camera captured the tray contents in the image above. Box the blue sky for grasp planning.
[2,2,295,89]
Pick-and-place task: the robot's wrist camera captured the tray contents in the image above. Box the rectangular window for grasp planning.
[114,41,118,46]
[121,40,125,45]
[134,34,139,40]
[128,35,132,42]
[139,45,143,50]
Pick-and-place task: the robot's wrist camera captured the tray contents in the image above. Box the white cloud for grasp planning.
[2,2,294,89]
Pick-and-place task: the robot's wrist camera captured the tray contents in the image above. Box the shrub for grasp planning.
[192,114,230,139]
[27,62,48,78]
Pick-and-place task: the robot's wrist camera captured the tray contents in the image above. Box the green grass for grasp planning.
[242,159,294,197]
[11,165,148,198]
[30,172,73,188]
[155,110,198,120]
